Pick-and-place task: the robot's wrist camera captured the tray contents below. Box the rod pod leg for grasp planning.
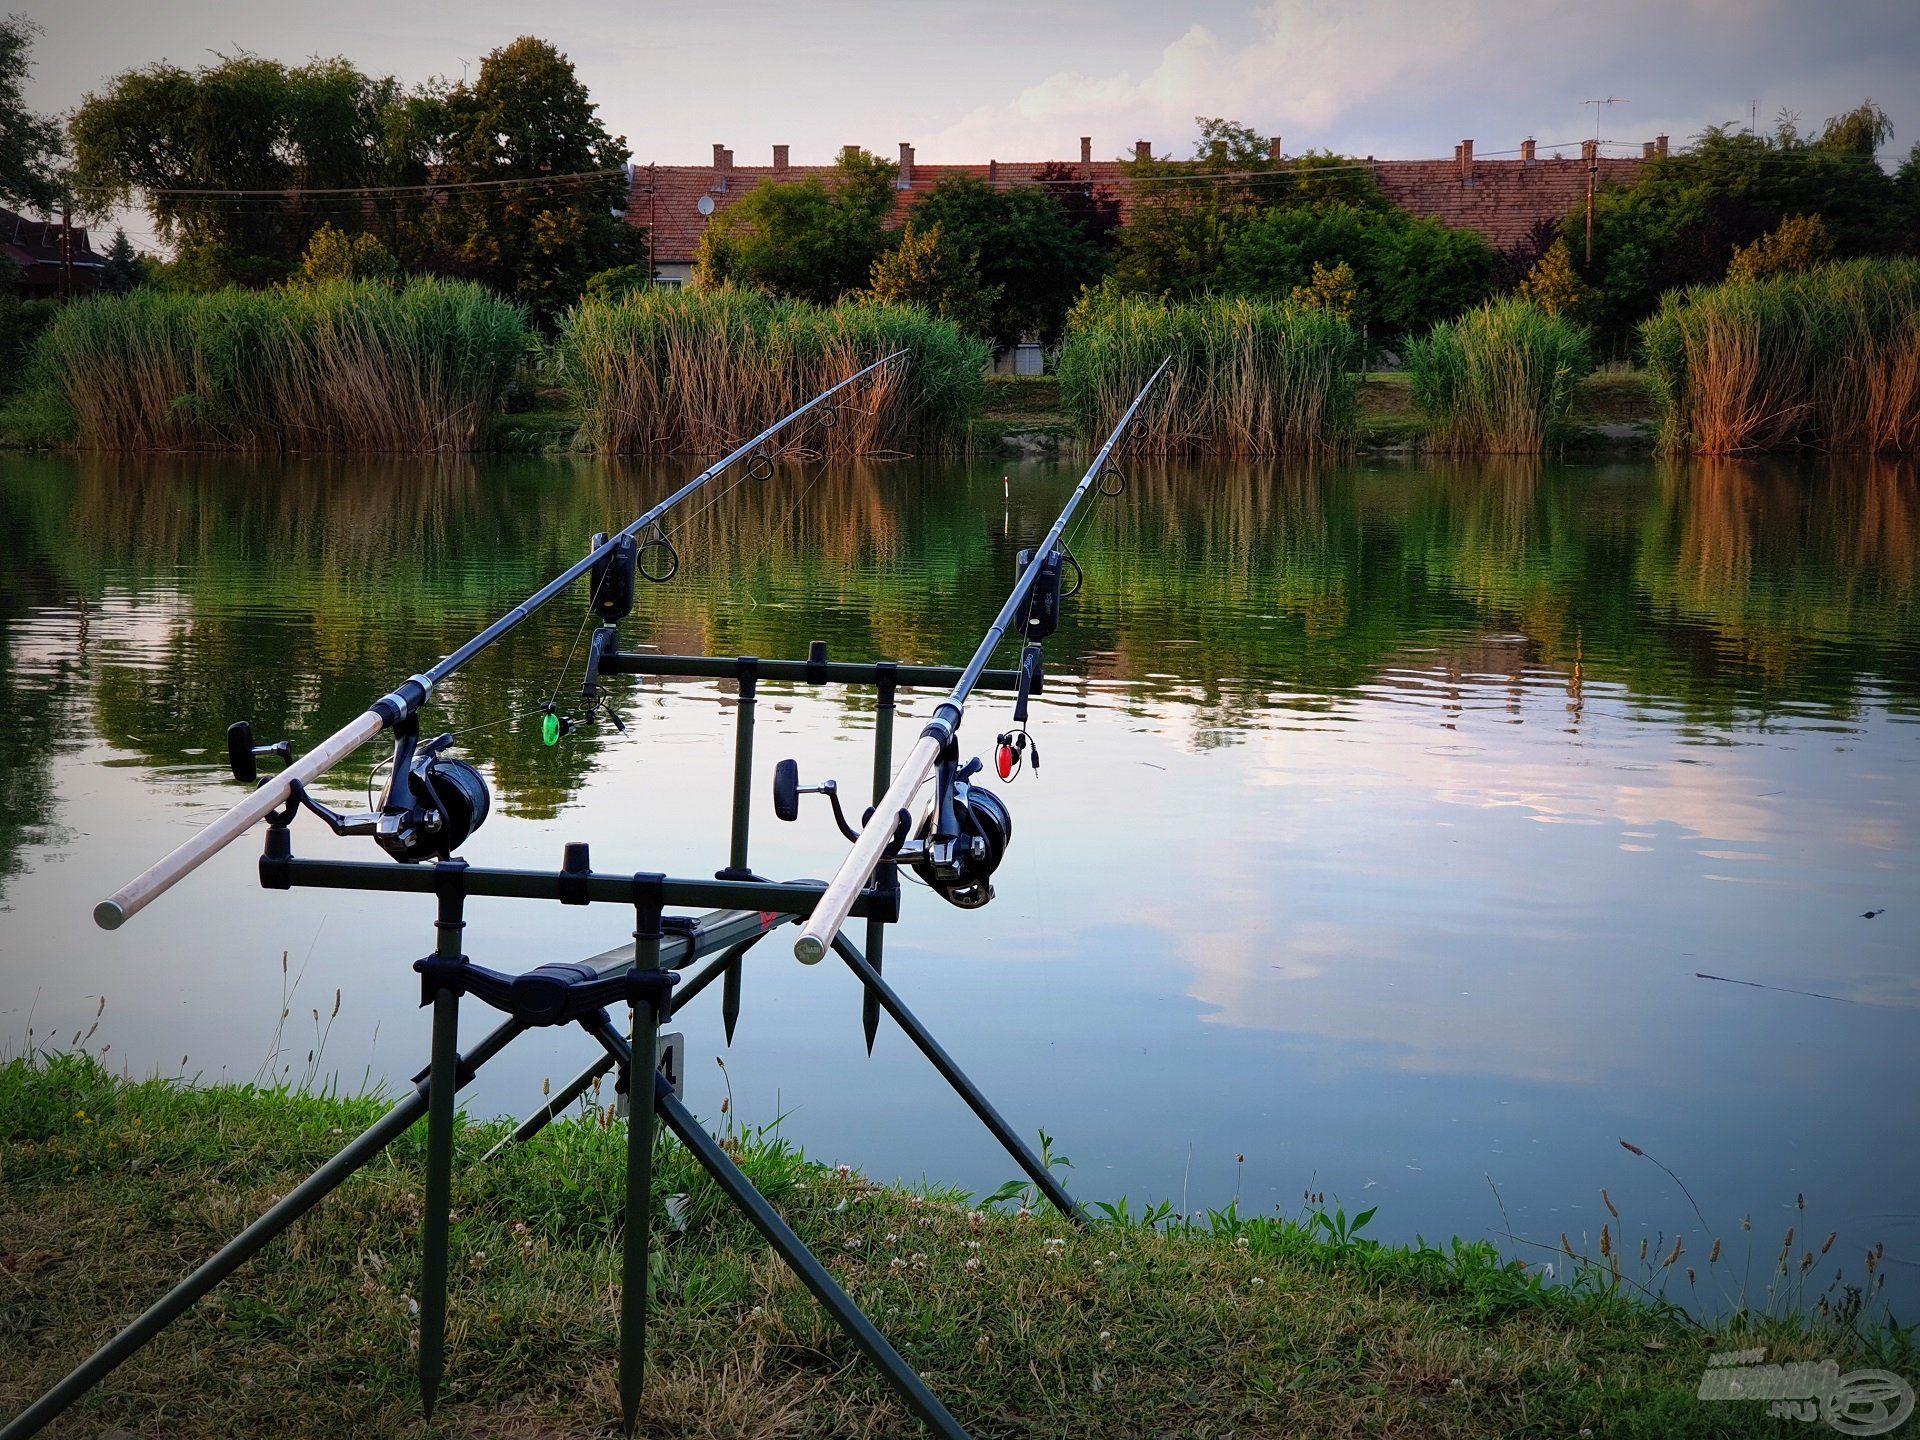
[581,1018,970,1440]
[832,934,1087,1228]
[418,861,469,1421]
[0,1018,524,1440]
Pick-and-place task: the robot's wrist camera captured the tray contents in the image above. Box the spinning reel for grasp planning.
[772,747,1012,910]
[228,716,490,863]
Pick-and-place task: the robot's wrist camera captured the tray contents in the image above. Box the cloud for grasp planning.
[917,0,1916,163]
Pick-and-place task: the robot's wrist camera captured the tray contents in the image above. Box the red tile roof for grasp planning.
[627,153,1647,265]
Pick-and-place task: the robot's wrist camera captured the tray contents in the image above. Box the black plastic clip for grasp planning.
[559,842,592,905]
[805,640,829,684]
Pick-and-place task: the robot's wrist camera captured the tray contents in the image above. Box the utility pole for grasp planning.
[647,162,657,283]
[1581,96,1623,264]
[60,200,73,300]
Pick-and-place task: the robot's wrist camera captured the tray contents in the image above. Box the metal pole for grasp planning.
[417,865,468,1419]
[863,666,897,1053]
[0,1017,524,1440]
[585,1018,970,1440]
[722,661,758,1043]
[832,934,1086,1228]
[620,894,665,1434]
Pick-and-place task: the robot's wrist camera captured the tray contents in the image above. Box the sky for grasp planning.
[17,0,1920,247]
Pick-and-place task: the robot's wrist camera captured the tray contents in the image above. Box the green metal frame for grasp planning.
[3,647,1081,1440]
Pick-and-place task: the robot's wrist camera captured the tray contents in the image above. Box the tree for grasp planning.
[1289,260,1357,321]
[99,228,145,293]
[1725,214,1833,282]
[416,37,640,320]
[1582,104,1913,344]
[70,54,419,288]
[1216,201,1494,342]
[868,221,998,336]
[1517,239,1594,317]
[1032,162,1121,253]
[906,175,1106,347]
[0,15,63,214]
[1112,118,1395,300]
[583,263,656,301]
[693,149,898,304]
[297,222,397,283]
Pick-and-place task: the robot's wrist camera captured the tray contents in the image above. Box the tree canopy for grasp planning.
[412,37,639,319]
[0,15,65,214]
[694,149,898,304]
[1580,103,1917,342]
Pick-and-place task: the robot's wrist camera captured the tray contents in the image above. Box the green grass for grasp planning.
[22,280,527,452]
[557,287,987,456]
[1405,298,1596,454]
[4,1053,1904,1438]
[1056,292,1364,456]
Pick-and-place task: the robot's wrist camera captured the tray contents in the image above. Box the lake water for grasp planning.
[2,452,1915,1316]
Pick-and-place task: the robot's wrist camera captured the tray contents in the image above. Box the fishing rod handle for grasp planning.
[793,731,942,963]
[94,709,385,931]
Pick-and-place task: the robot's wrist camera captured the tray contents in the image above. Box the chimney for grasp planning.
[842,144,861,164]
[773,144,789,172]
[1521,137,1536,165]
[1134,139,1151,162]
[1458,138,1474,186]
[722,147,733,170]
[898,141,914,188]
[1580,139,1597,164]
[712,142,727,169]
[988,159,999,182]
[1080,135,1092,165]
[1268,135,1283,162]
[1656,133,1670,157]
[1643,140,1656,159]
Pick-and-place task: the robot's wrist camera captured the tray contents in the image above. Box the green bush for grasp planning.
[1641,257,1920,454]
[556,285,987,455]
[1405,298,1594,453]
[27,279,527,451]
[1055,289,1363,455]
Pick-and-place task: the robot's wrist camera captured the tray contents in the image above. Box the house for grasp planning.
[625,134,1663,367]
[2,208,105,301]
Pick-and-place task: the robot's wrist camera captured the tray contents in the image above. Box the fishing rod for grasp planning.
[93,351,907,932]
[791,357,1170,964]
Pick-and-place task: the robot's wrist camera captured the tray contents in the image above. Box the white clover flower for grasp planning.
[965,1256,981,1271]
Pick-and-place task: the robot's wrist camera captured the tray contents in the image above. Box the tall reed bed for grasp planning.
[557,288,987,456]
[34,281,526,452]
[1642,258,1920,454]
[1055,293,1363,456]
[1404,298,1594,454]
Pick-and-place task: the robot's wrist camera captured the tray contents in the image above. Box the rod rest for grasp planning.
[414,951,681,1026]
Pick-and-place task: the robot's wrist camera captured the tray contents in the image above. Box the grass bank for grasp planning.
[1057,293,1364,456]
[19,280,526,453]
[557,287,987,456]
[1642,258,1920,455]
[4,1054,1898,1439]
[1405,298,1595,454]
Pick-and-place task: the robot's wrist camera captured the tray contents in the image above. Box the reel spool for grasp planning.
[912,761,1012,909]
[376,737,490,863]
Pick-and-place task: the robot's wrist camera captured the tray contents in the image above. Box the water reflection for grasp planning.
[1,452,1915,1311]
